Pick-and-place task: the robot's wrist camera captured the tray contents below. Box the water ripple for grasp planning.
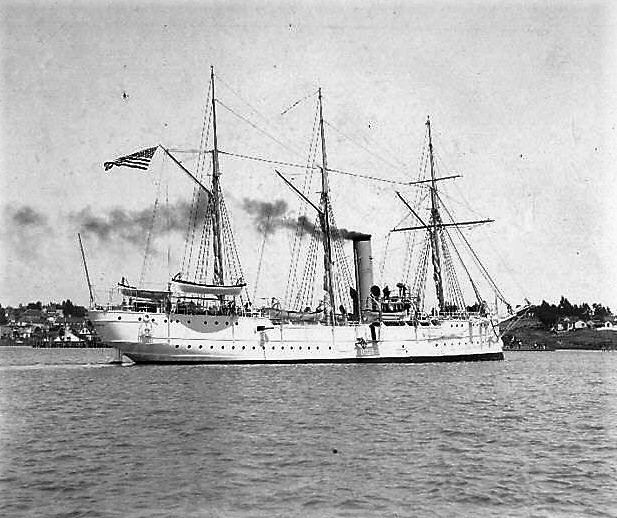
[1,348,616,517]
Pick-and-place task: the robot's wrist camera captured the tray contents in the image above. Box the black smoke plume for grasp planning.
[242,198,368,240]
[241,199,288,236]
[10,206,48,228]
[71,199,209,245]
[3,205,51,260]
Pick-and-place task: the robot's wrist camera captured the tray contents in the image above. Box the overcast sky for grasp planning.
[1,0,616,310]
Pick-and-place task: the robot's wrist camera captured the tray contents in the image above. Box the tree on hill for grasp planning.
[61,299,87,318]
[536,300,558,328]
[0,305,7,325]
[592,303,611,319]
[557,296,573,317]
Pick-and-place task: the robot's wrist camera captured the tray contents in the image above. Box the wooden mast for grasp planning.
[426,116,445,312]
[210,66,225,286]
[318,88,336,325]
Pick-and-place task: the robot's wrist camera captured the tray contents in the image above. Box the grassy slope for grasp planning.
[502,316,617,350]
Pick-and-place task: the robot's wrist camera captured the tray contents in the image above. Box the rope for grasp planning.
[281,89,318,116]
[182,81,212,275]
[443,226,483,307]
[284,102,320,308]
[437,192,510,306]
[325,120,408,172]
[378,232,391,285]
[253,211,272,302]
[216,99,303,157]
[219,149,413,185]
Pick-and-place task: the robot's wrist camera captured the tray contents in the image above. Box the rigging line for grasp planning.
[437,192,509,305]
[437,188,486,219]
[215,98,304,158]
[430,150,484,218]
[482,230,531,301]
[281,89,319,116]
[315,165,411,185]
[329,116,414,172]
[378,232,391,285]
[186,84,214,276]
[439,227,467,311]
[219,150,316,171]
[217,74,274,127]
[324,120,408,172]
[196,80,213,175]
[139,174,163,288]
[253,211,272,302]
[443,226,483,306]
[219,149,414,185]
[285,105,320,308]
[167,148,212,154]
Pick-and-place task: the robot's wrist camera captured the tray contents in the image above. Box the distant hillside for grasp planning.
[502,315,617,350]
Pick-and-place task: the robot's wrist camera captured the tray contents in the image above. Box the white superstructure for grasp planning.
[89,68,510,364]
[90,308,503,363]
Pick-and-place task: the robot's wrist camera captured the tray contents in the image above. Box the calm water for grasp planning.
[1,347,616,517]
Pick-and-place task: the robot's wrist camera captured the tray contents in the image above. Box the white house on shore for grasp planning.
[53,325,86,345]
[597,321,617,332]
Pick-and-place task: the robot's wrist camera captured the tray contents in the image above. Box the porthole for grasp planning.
[176,320,180,323]
[204,321,208,325]
[299,346,302,350]
[215,321,219,325]
[225,322,229,326]
[152,319,155,322]
[235,322,239,326]
[272,346,275,350]
[252,346,256,350]
[329,347,332,350]
[281,347,284,350]
[316,346,319,350]
[308,346,311,350]
[221,346,224,350]
[138,317,142,321]
[210,346,213,349]
[242,346,245,350]
[164,319,167,323]
[118,316,122,320]
[199,345,202,349]
[290,346,294,350]
[187,345,191,349]
[232,346,235,350]
[188,320,191,324]
[175,345,179,349]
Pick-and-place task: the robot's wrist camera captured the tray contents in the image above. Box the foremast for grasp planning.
[210,66,225,286]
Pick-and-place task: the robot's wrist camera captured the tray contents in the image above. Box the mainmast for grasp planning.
[318,88,336,325]
[426,116,445,312]
[210,66,225,285]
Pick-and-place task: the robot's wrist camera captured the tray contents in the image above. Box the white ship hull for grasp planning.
[89,309,504,364]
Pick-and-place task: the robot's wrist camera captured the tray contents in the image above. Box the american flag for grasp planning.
[104,146,157,171]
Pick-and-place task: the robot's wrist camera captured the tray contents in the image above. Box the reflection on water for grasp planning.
[1,347,616,517]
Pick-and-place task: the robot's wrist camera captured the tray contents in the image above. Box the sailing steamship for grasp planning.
[89,68,511,363]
